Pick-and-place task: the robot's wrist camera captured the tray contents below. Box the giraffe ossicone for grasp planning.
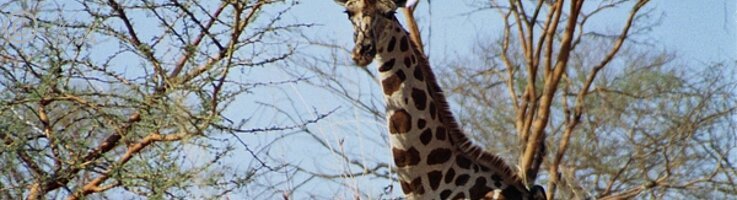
[334,0,546,199]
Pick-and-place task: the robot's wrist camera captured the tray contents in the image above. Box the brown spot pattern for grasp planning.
[379,58,395,72]
[491,174,504,188]
[400,181,411,194]
[419,129,432,145]
[440,190,453,199]
[436,126,447,141]
[400,36,409,52]
[427,170,443,190]
[404,56,412,68]
[411,177,425,194]
[417,118,426,129]
[389,109,411,134]
[396,69,407,81]
[455,174,470,186]
[413,66,424,81]
[387,36,396,52]
[381,74,402,96]
[444,168,456,184]
[426,148,452,165]
[469,177,494,200]
[392,147,420,167]
[456,155,472,169]
[411,88,427,110]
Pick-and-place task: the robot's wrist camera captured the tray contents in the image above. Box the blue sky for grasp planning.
[654,0,735,63]
[291,0,735,65]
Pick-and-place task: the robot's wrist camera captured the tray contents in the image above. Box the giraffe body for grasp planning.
[334,0,546,199]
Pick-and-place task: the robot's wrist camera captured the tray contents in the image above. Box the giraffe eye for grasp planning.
[382,11,396,18]
[343,10,354,17]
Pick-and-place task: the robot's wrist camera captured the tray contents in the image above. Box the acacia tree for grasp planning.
[447,41,737,199]
[0,0,323,199]
[473,0,654,198]
[444,0,737,199]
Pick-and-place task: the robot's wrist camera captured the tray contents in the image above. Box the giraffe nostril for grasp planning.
[360,44,375,55]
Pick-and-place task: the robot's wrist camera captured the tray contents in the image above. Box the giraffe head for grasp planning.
[335,0,407,66]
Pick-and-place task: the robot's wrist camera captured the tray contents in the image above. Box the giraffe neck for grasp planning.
[373,16,531,199]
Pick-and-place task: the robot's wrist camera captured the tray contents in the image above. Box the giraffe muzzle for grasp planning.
[352,43,376,67]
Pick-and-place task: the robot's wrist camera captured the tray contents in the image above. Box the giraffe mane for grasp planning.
[410,41,527,189]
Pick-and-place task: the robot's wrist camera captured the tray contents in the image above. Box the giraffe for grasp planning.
[333,0,547,199]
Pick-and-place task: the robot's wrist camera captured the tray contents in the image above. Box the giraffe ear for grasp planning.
[335,0,348,6]
[376,0,400,13]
